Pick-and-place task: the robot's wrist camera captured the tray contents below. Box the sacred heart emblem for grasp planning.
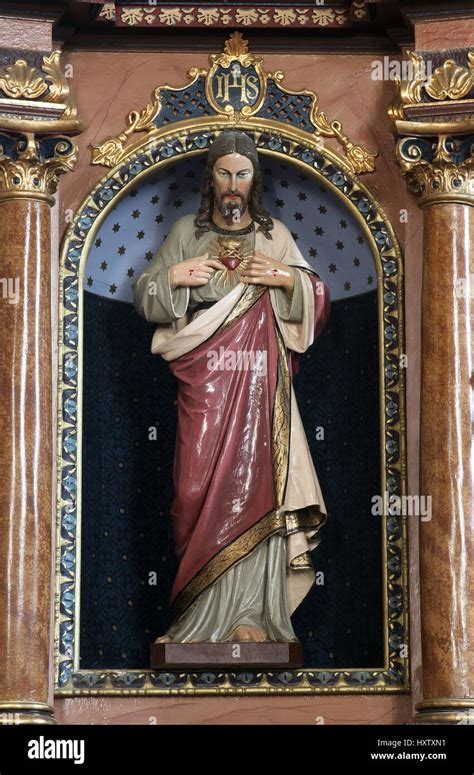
[217,236,244,271]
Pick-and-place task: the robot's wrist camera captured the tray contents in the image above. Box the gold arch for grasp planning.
[56,68,407,698]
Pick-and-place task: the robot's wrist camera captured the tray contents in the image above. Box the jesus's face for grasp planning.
[212,152,254,223]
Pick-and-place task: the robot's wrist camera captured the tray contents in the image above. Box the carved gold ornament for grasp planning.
[0,51,77,120]
[116,5,348,28]
[389,51,474,206]
[352,0,368,20]
[91,67,205,168]
[270,69,377,173]
[395,135,474,206]
[91,32,377,175]
[90,93,165,167]
[0,133,78,204]
[425,56,474,101]
[0,50,81,203]
[205,31,267,117]
[98,2,115,21]
[389,50,474,120]
[0,60,48,100]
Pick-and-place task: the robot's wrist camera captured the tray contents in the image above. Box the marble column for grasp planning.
[390,48,474,723]
[417,199,473,722]
[0,47,82,724]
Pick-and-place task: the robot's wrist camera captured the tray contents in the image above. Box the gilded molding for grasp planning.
[396,134,474,206]
[56,31,407,696]
[116,5,348,29]
[0,701,56,725]
[414,698,474,725]
[389,50,474,120]
[389,51,474,206]
[99,0,371,28]
[101,1,372,28]
[0,51,82,133]
[0,132,78,204]
[0,51,82,204]
[57,122,407,696]
[91,32,377,175]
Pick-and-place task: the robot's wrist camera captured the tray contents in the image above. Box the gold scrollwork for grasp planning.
[389,50,474,119]
[390,51,474,205]
[388,52,426,119]
[268,69,377,173]
[425,56,474,101]
[395,135,474,206]
[0,51,77,120]
[90,68,206,167]
[0,50,81,202]
[91,32,377,175]
[0,133,78,204]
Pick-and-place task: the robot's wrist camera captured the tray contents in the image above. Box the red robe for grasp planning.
[166,273,330,621]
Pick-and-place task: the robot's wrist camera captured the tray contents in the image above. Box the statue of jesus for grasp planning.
[133,130,331,644]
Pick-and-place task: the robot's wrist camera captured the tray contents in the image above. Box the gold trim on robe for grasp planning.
[148,218,330,624]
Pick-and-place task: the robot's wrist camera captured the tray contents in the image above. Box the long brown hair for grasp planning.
[194,130,274,240]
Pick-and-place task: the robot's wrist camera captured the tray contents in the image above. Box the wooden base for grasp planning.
[150,641,304,669]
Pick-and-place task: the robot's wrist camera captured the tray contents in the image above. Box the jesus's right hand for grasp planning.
[169,253,224,289]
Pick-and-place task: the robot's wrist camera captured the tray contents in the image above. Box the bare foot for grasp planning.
[232,624,267,642]
[154,634,172,643]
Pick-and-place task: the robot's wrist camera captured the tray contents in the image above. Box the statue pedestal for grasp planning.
[150,641,304,668]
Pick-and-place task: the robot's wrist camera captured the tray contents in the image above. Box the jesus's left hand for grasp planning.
[240,250,295,295]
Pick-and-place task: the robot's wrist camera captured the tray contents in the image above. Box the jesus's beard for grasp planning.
[215,192,248,222]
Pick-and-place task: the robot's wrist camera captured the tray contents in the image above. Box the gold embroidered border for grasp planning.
[272,322,291,506]
[171,503,327,620]
[285,506,327,535]
[216,282,267,332]
[290,551,313,570]
[171,507,287,621]
[170,290,322,622]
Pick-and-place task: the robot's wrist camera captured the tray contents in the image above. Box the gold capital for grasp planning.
[0,50,83,204]
[389,51,474,206]
[0,132,78,204]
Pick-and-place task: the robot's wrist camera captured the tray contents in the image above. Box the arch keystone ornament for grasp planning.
[91,32,377,175]
[0,48,84,725]
[390,48,474,725]
[206,31,267,116]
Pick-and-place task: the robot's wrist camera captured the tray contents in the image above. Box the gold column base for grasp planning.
[413,698,474,725]
[0,701,56,725]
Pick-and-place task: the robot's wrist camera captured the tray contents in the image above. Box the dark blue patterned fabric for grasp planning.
[80,287,382,670]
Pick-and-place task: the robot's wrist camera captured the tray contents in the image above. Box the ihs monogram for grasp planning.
[214,63,259,106]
